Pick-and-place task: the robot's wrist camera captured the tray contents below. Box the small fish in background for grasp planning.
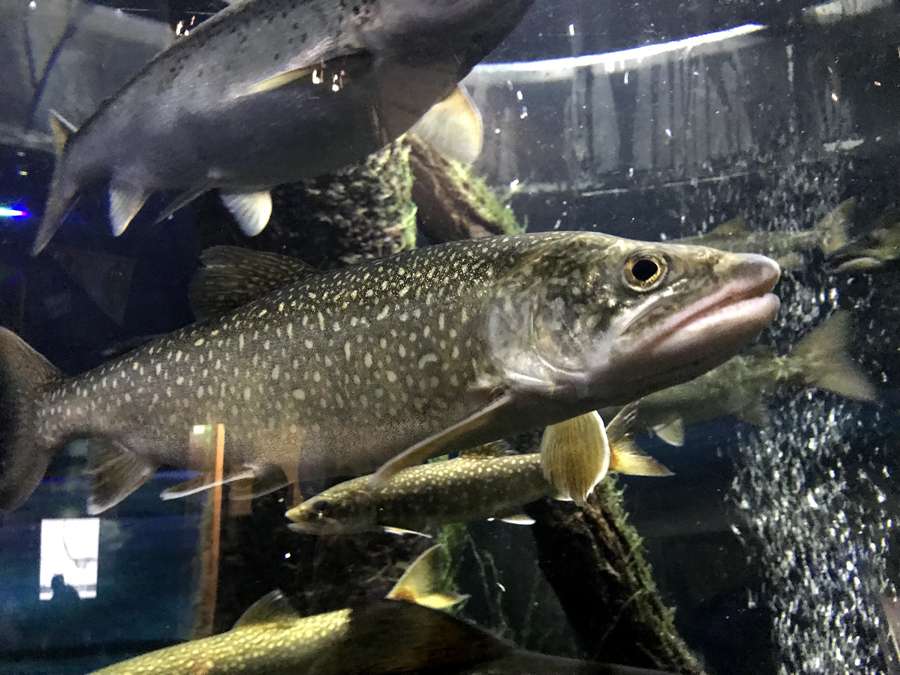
[600,311,876,447]
[827,208,900,273]
[286,404,672,537]
[0,233,779,516]
[32,0,532,253]
[676,198,855,270]
[92,545,671,675]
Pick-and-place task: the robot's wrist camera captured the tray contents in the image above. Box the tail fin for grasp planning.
[816,198,855,256]
[386,545,467,609]
[0,329,62,511]
[32,111,80,255]
[540,411,610,506]
[792,311,876,401]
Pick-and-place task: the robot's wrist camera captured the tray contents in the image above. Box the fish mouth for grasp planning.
[624,253,781,383]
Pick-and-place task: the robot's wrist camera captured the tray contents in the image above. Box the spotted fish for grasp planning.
[32,0,531,253]
[92,545,669,675]
[0,232,779,514]
[286,404,672,536]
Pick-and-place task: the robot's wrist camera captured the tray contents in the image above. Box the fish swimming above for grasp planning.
[675,199,854,270]
[286,404,672,536]
[599,311,875,447]
[32,0,533,253]
[0,232,780,515]
[92,545,673,675]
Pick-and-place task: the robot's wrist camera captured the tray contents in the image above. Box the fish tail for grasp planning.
[32,111,81,255]
[817,197,855,256]
[0,328,62,512]
[793,310,876,401]
[386,545,467,609]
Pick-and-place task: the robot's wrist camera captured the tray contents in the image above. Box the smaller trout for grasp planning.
[286,405,671,536]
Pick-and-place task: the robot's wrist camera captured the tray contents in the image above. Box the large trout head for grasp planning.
[359,0,534,73]
[487,232,781,409]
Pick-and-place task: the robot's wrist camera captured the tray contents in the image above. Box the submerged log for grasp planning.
[526,481,705,674]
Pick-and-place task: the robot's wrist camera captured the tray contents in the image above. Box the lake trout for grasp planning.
[92,545,670,675]
[599,311,875,447]
[286,404,672,536]
[675,199,853,270]
[33,0,531,253]
[0,232,779,515]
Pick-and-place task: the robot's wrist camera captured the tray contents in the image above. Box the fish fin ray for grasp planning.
[227,464,292,500]
[233,590,299,628]
[153,186,210,225]
[87,439,156,514]
[652,417,685,447]
[410,85,483,164]
[48,110,77,155]
[241,52,374,97]
[109,182,149,237]
[793,311,876,401]
[159,467,255,500]
[609,438,673,477]
[541,411,610,505]
[220,190,273,237]
[371,393,515,486]
[499,514,535,526]
[190,246,315,320]
[0,329,62,511]
[386,545,465,609]
[383,526,432,539]
[33,113,82,255]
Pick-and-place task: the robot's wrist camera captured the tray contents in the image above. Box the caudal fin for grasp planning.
[0,329,62,512]
[816,198,855,256]
[792,311,876,401]
[32,111,81,255]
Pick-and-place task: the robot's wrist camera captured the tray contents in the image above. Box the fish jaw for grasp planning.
[603,252,781,403]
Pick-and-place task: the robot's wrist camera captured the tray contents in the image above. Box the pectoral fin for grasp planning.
[540,411,610,506]
[241,52,374,97]
[371,393,514,486]
[499,514,536,526]
[86,439,157,515]
[383,526,432,539]
[159,467,256,500]
[221,190,273,237]
[109,182,149,237]
[386,545,466,609]
[652,417,685,447]
[410,86,484,164]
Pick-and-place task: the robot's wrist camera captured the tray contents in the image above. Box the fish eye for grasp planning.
[623,253,667,292]
[312,499,332,516]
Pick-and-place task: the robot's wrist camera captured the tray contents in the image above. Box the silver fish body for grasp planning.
[34,0,533,252]
[0,232,779,513]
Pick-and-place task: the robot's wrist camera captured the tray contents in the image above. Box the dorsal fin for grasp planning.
[460,440,511,459]
[233,590,299,629]
[709,216,748,238]
[190,246,316,320]
[386,546,466,610]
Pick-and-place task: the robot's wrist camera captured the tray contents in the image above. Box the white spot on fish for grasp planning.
[386,371,398,383]
[376,306,389,320]
[243,387,252,401]
[239,334,245,350]
[419,353,438,369]
[258,309,268,318]
[176,351,183,362]
[176,376,185,385]
[292,389,306,401]
[364,353,373,368]
[272,365,280,380]
[194,338,205,347]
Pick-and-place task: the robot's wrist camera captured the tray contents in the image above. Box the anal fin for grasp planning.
[220,191,273,237]
[86,439,156,514]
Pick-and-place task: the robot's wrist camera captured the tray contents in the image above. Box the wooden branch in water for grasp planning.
[525,480,705,674]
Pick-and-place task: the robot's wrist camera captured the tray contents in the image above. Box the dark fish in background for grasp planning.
[0,232,779,514]
[286,404,672,536]
[92,545,671,675]
[33,0,529,252]
[828,208,900,273]
[600,311,875,447]
[676,198,854,270]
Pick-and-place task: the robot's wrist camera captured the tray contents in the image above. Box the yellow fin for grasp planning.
[709,216,748,238]
[609,437,673,477]
[540,411,610,506]
[243,66,315,96]
[386,545,467,610]
[233,590,298,629]
[242,52,373,97]
[48,110,77,157]
[410,86,483,164]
